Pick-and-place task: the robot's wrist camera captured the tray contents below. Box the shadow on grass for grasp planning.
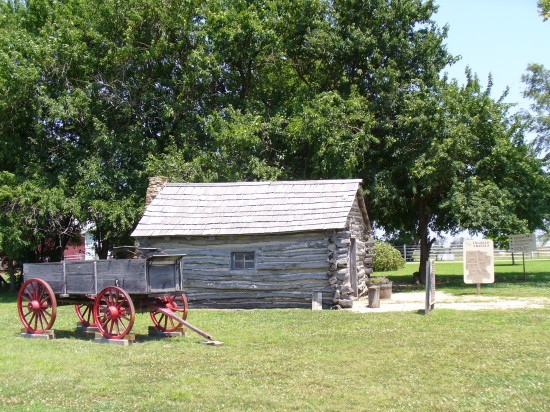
[0,292,17,303]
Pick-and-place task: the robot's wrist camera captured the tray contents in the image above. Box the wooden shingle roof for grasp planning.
[131,179,369,237]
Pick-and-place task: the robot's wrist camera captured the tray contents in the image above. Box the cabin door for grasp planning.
[350,238,358,297]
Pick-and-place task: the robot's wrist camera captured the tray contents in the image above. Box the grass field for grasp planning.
[385,260,550,298]
[0,261,549,411]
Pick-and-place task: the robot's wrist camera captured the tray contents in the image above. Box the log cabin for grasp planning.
[131,178,375,309]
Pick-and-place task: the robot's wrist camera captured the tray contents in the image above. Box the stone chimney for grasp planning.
[145,176,168,207]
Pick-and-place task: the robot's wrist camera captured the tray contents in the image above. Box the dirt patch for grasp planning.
[352,291,550,313]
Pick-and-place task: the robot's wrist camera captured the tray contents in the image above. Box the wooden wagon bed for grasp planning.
[15,254,215,341]
[23,254,185,296]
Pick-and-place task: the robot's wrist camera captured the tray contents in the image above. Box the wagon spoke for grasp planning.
[38,287,46,303]
[115,290,121,304]
[26,312,36,324]
[28,282,35,297]
[32,283,40,300]
[38,313,46,330]
[28,283,36,300]
[105,290,112,306]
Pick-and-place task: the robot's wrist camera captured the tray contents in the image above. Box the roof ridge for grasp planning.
[165,179,363,187]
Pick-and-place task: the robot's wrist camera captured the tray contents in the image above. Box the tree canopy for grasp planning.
[522,63,550,159]
[1,0,548,287]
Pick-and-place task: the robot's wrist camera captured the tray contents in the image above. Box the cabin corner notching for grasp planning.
[132,180,375,309]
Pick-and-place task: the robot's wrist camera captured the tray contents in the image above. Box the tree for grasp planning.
[0,173,80,290]
[522,64,550,159]
[371,72,549,281]
[0,0,210,261]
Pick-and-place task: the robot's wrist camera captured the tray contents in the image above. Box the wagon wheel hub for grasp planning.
[30,300,42,311]
[105,306,120,319]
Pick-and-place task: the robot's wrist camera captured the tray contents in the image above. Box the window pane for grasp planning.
[232,252,255,269]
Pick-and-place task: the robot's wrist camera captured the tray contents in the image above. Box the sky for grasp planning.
[432,0,550,112]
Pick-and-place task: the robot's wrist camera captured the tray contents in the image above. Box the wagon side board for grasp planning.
[23,263,65,294]
[66,261,96,294]
[23,258,182,296]
[96,260,147,294]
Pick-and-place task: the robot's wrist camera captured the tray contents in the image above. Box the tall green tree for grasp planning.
[372,73,549,280]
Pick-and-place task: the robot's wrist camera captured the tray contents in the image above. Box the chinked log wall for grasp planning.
[148,232,337,309]
[328,197,374,308]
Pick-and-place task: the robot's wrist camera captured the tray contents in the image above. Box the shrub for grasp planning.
[369,276,390,284]
[372,240,405,271]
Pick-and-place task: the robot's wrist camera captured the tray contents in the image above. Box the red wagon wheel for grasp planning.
[17,278,57,334]
[150,294,188,332]
[93,286,135,339]
[75,300,96,327]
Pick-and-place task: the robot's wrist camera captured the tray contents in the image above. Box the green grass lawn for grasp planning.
[0,261,549,411]
[383,260,550,297]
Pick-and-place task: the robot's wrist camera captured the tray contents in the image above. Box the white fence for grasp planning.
[391,244,550,262]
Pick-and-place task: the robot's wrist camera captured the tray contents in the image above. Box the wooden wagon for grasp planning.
[17,254,214,340]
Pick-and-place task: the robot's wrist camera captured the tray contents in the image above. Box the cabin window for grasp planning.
[231,252,255,269]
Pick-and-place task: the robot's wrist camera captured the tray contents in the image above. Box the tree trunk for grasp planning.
[95,234,111,260]
[0,270,8,291]
[7,259,18,293]
[417,199,435,284]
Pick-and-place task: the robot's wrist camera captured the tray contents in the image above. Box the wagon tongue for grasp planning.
[153,306,216,341]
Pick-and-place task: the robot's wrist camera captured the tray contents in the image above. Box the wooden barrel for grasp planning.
[378,282,393,299]
[368,286,380,308]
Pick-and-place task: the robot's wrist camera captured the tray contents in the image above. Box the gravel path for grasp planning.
[351,291,550,312]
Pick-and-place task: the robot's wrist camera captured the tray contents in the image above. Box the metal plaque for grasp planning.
[509,233,537,253]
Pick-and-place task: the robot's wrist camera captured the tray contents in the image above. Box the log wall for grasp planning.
[143,232,335,308]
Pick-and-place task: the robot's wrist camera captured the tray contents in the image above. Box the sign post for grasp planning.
[509,234,537,282]
[424,259,435,314]
[463,240,494,294]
